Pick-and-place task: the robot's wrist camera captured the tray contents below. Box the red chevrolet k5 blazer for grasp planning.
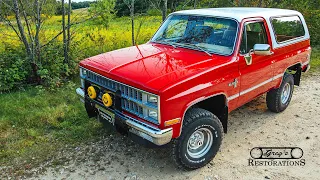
[76,8,311,169]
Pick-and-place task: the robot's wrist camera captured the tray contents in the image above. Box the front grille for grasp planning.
[84,69,159,124]
[121,99,144,116]
[87,71,143,102]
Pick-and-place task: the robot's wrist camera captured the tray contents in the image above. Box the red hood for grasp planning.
[80,43,231,94]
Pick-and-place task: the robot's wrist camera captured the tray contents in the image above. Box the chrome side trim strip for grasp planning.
[228,73,283,101]
[239,78,273,96]
[227,93,239,101]
[272,73,284,80]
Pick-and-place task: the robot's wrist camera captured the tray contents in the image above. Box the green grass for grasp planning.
[311,47,320,71]
[0,82,105,170]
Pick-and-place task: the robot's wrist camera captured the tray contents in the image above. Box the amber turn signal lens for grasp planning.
[102,93,113,107]
[164,118,181,126]
[87,86,97,99]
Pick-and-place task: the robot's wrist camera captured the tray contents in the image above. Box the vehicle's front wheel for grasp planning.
[172,108,223,170]
[266,73,294,113]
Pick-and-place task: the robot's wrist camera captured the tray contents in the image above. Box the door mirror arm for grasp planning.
[244,49,253,65]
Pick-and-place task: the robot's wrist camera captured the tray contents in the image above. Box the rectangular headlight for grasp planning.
[147,95,158,107]
[148,109,158,119]
[148,95,158,103]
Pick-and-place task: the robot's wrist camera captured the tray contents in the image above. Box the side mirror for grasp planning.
[253,44,273,56]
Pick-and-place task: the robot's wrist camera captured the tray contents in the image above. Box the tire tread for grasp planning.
[172,108,223,170]
[266,73,294,112]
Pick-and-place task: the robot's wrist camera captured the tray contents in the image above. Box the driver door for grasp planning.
[237,19,275,107]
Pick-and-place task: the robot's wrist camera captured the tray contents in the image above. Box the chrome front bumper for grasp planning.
[76,88,172,146]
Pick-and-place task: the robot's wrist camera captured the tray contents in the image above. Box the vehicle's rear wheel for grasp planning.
[172,108,223,170]
[266,73,294,113]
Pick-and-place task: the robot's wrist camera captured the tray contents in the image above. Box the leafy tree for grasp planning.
[115,0,148,16]
[89,0,116,28]
[0,0,58,83]
[71,1,92,10]
[56,3,71,15]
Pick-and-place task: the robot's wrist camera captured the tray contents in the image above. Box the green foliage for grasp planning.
[304,10,320,46]
[68,16,161,59]
[147,8,162,16]
[0,46,29,92]
[71,1,92,10]
[89,0,116,28]
[115,0,149,16]
[0,41,78,92]
[55,3,72,15]
[42,0,60,16]
[0,15,161,92]
[310,47,320,71]
[37,42,76,89]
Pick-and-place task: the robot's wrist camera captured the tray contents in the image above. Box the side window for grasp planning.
[240,22,268,54]
[271,16,305,43]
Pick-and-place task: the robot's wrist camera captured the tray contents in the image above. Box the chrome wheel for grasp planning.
[281,83,291,104]
[187,128,213,158]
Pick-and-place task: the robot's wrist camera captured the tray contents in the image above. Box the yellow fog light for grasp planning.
[87,86,97,99]
[102,93,113,107]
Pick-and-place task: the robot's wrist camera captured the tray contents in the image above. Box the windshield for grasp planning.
[151,15,238,56]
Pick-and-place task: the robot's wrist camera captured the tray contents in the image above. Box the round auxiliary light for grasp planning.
[102,93,113,107]
[87,86,97,99]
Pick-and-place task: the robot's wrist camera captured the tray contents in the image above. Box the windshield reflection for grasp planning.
[151,15,238,56]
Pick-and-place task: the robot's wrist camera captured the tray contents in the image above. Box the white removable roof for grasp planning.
[171,7,302,22]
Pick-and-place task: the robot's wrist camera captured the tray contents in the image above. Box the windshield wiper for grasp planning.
[183,43,212,56]
[152,40,177,48]
[167,41,177,48]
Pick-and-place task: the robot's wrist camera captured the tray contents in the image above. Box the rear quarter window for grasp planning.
[271,16,305,43]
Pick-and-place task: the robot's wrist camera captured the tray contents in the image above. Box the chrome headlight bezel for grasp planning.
[80,68,87,77]
[140,91,160,123]
[79,68,87,88]
[141,93,160,123]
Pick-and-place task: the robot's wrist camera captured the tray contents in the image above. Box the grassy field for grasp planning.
[0,13,162,60]
[0,82,106,171]
[0,9,319,174]
[311,47,320,71]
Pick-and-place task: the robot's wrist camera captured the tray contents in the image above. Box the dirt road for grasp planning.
[28,74,320,179]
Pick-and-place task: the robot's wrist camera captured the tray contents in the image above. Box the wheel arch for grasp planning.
[286,63,302,86]
[276,62,302,88]
[180,93,228,136]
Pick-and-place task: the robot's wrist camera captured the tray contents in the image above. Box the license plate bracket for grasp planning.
[95,104,115,125]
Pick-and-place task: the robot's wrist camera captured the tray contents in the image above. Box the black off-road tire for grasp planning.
[172,108,223,170]
[266,73,294,113]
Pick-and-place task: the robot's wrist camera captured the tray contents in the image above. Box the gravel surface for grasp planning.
[2,74,320,179]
